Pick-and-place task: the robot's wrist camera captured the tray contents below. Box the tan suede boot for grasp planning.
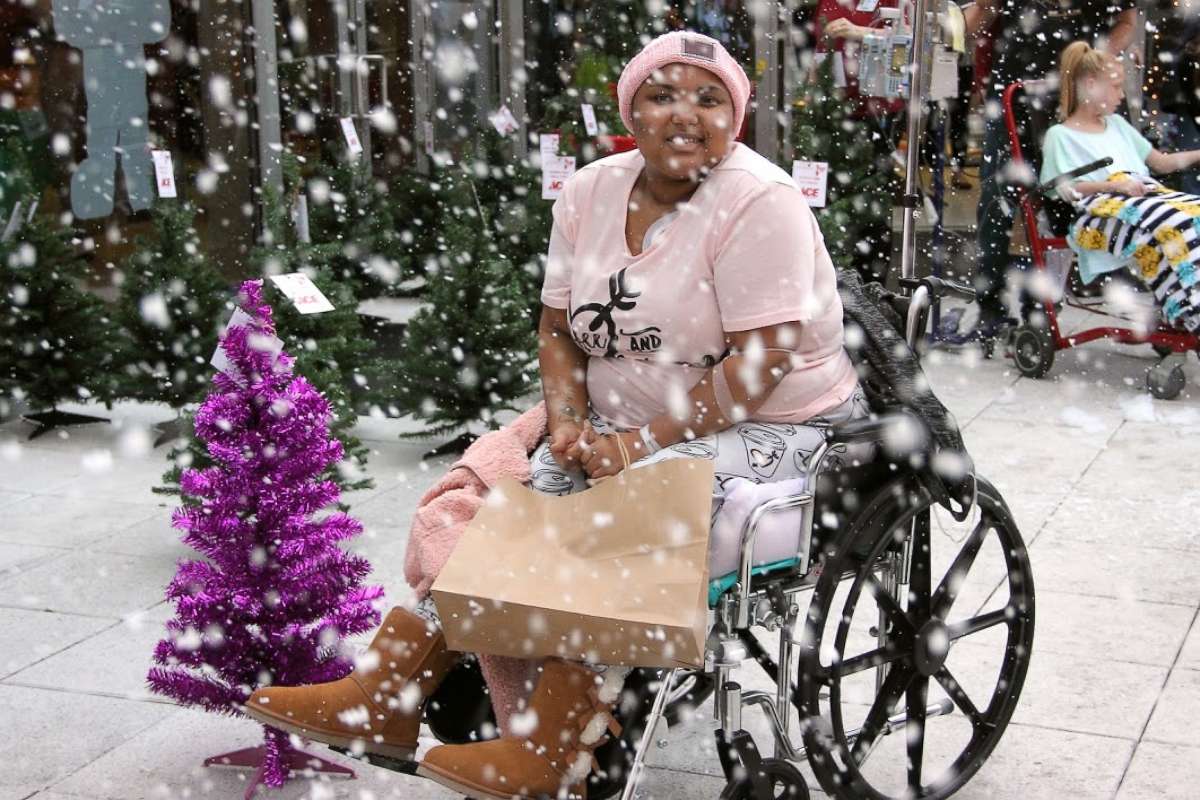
[417,659,623,800]
[243,607,457,761]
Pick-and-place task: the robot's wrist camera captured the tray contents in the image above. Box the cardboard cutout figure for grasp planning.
[52,0,170,219]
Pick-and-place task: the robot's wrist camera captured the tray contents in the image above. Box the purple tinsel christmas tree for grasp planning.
[148,280,383,787]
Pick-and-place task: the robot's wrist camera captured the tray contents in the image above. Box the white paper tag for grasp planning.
[581,104,599,136]
[291,194,310,244]
[539,133,561,160]
[423,120,435,155]
[792,160,830,208]
[151,150,177,198]
[340,117,363,156]
[489,104,520,136]
[541,155,577,200]
[211,308,284,384]
[269,272,335,315]
[856,0,880,11]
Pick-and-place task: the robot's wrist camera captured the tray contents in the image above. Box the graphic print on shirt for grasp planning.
[569,267,662,357]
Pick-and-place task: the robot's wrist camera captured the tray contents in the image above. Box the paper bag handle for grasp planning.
[587,430,635,488]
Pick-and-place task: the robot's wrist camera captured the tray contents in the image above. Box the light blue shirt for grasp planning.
[1040,115,1153,188]
[1040,115,1155,284]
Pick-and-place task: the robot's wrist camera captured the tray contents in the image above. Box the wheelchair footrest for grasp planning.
[328,746,418,775]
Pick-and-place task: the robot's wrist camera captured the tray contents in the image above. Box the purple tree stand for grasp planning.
[203,745,355,799]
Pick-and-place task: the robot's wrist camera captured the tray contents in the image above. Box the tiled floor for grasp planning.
[1,321,1197,800]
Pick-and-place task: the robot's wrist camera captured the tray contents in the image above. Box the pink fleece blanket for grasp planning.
[403,402,548,733]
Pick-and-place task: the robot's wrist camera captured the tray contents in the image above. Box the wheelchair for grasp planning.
[342,276,1036,800]
[999,80,1200,399]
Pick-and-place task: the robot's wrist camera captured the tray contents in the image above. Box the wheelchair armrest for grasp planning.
[826,416,890,446]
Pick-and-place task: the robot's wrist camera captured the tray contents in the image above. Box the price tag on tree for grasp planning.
[211,307,284,385]
[151,150,177,198]
[791,160,830,208]
[489,105,520,136]
[542,155,577,200]
[340,118,363,156]
[539,133,561,160]
[269,272,335,315]
[580,104,599,136]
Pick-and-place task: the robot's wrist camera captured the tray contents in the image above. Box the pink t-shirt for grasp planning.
[541,143,858,430]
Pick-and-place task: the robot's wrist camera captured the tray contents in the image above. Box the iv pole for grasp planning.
[899,0,933,285]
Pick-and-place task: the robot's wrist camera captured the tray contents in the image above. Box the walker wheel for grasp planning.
[718,758,810,800]
[1147,363,1186,400]
[1010,325,1055,378]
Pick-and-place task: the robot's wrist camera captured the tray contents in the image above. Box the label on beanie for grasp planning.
[792,161,829,208]
[269,273,335,315]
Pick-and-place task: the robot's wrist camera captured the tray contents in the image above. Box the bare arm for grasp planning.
[538,304,589,432]
[1146,148,1200,175]
[1104,8,1138,57]
[582,323,801,478]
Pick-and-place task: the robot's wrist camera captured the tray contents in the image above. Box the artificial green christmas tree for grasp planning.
[791,59,898,282]
[301,157,438,298]
[115,201,231,408]
[158,180,377,498]
[0,209,120,435]
[389,174,539,450]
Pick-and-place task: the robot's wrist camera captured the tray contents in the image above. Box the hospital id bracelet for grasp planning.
[638,424,663,455]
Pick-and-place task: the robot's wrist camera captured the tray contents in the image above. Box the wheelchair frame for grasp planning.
[1001,80,1200,392]
[615,280,1035,800]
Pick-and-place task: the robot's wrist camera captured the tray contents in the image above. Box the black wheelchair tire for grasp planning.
[1010,324,1055,378]
[798,475,1035,800]
[718,758,811,800]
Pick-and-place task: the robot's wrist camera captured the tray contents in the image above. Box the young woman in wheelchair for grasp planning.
[242,31,869,800]
[1042,41,1200,333]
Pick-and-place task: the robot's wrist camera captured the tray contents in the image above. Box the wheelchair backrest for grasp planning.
[1004,80,1077,237]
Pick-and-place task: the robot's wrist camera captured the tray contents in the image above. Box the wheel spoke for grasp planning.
[906,674,929,793]
[832,642,908,679]
[849,661,914,765]
[863,574,915,635]
[907,511,933,625]
[931,519,991,620]
[934,665,985,728]
[947,607,1010,641]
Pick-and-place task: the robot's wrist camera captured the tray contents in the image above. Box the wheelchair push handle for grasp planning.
[898,276,976,303]
[1038,156,1113,193]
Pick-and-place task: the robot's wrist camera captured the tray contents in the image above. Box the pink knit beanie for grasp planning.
[617,31,751,136]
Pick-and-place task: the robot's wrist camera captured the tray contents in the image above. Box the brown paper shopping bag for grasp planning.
[431,455,715,668]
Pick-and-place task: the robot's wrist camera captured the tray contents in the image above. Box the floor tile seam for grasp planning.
[1,617,125,683]
[39,701,182,798]
[1000,717,1142,743]
[1115,604,1200,796]
[0,602,130,621]
[951,638,1184,670]
[1032,587,1200,609]
[958,368,1023,430]
[0,678,178,707]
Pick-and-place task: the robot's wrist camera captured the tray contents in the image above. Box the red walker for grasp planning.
[1001,80,1199,398]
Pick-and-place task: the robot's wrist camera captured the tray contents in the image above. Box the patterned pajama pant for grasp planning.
[527,387,872,524]
[1072,183,1200,332]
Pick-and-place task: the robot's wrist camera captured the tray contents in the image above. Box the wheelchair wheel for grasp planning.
[799,476,1035,800]
[425,656,498,745]
[1010,324,1055,378]
[719,758,811,800]
[1147,362,1186,400]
